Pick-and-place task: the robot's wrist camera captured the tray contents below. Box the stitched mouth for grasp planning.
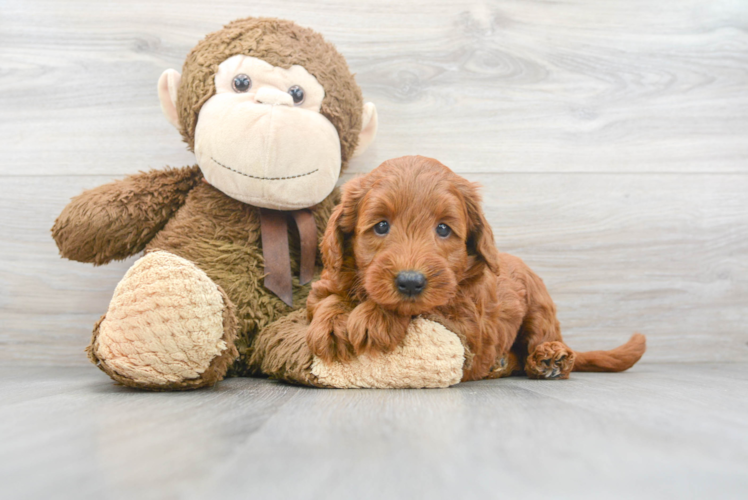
[211,157,319,181]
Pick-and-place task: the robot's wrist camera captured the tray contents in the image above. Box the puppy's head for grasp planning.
[322,155,499,316]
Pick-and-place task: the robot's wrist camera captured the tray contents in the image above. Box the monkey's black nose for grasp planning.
[396,271,427,297]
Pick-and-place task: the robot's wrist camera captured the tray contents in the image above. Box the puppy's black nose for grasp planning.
[396,271,427,297]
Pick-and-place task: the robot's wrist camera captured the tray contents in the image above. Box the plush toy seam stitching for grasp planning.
[210,156,318,180]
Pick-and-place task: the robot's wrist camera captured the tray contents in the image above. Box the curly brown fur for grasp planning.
[307,156,646,380]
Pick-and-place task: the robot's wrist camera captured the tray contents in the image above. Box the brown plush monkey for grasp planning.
[52,18,464,390]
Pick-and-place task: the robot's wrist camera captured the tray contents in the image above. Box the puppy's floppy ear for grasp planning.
[321,176,366,273]
[458,179,500,275]
[321,203,346,273]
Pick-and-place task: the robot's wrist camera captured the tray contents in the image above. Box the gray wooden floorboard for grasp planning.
[1,364,746,500]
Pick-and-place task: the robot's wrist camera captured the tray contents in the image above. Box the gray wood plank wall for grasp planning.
[1,0,746,366]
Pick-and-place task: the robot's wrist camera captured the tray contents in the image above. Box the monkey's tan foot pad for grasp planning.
[525,341,576,380]
[311,318,465,389]
[88,251,239,391]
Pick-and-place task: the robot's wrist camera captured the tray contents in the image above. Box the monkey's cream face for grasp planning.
[193,55,342,210]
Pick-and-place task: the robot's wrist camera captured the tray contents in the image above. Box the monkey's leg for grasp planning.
[87,251,239,391]
[250,313,465,389]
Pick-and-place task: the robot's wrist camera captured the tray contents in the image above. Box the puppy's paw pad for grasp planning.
[526,341,575,380]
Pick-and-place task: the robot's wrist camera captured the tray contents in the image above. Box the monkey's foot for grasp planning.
[524,341,576,380]
[88,251,239,390]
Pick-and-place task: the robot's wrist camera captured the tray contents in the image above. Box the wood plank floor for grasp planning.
[1,364,747,500]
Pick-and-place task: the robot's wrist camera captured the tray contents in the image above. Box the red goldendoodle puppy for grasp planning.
[307,156,645,381]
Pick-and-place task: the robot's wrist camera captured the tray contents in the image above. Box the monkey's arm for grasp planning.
[52,166,203,265]
[251,310,466,389]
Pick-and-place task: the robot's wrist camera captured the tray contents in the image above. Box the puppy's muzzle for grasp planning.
[396,271,427,297]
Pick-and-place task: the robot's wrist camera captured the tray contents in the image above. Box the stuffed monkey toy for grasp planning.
[52,17,465,390]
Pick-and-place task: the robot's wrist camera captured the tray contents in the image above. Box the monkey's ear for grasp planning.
[157,69,182,129]
[351,102,378,158]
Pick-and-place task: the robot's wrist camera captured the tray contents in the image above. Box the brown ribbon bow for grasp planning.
[259,208,317,307]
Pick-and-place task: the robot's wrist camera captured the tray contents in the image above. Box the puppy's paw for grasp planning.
[347,301,410,357]
[306,308,353,363]
[525,341,576,380]
[486,351,521,379]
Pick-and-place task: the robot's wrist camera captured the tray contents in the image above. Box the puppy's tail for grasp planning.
[572,333,646,372]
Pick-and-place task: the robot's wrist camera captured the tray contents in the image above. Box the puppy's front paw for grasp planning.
[525,341,575,380]
[306,308,353,363]
[346,301,410,357]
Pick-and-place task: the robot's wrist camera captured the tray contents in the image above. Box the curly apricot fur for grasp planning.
[307,156,646,379]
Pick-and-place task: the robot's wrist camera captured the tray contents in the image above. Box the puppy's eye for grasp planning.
[232,74,251,93]
[373,221,390,235]
[436,223,452,238]
[288,85,305,105]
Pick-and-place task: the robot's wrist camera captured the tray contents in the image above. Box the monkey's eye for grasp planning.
[436,223,452,238]
[232,74,251,93]
[288,85,305,105]
[373,221,390,236]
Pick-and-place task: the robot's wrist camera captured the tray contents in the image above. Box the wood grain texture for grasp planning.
[1,365,747,499]
[1,0,747,365]
[2,173,746,365]
[1,0,746,175]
